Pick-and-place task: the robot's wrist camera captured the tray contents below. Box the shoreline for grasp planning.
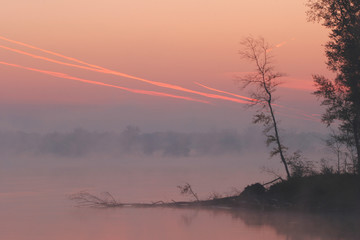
[70,173,360,214]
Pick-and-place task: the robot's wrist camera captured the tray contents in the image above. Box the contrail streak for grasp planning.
[0,35,104,70]
[266,38,295,53]
[194,81,258,102]
[195,81,320,121]
[274,104,320,121]
[0,45,110,73]
[0,36,321,122]
[0,61,210,104]
[275,41,287,48]
[0,38,252,105]
[276,111,321,122]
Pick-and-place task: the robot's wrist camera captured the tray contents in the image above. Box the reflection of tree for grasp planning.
[173,208,359,240]
[180,210,199,227]
[229,209,360,240]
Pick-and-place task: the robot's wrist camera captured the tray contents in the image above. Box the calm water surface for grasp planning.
[1,155,358,240]
[1,193,359,240]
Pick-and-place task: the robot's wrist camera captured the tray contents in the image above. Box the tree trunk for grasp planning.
[262,76,291,179]
[353,120,360,174]
[268,101,291,179]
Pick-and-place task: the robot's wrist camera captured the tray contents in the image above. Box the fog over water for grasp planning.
[1,0,355,238]
[1,125,328,201]
[0,104,337,240]
[0,126,325,158]
[0,122,353,240]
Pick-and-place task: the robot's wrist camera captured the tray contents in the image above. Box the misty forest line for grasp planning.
[0,127,324,158]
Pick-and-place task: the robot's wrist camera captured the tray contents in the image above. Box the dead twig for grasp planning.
[69,191,121,208]
[177,183,199,202]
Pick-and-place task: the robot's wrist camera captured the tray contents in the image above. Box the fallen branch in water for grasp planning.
[68,182,285,209]
[69,175,360,212]
[69,191,122,208]
[69,191,198,208]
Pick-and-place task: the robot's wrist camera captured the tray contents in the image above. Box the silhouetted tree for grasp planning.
[326,129,347,173]
[239,37,291,179]
[307,0,360,173]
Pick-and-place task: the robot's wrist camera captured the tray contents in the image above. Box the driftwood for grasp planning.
[69,181,286,209]
[69,191,123,208]
[69,191,202,208]
[262,177,283,186]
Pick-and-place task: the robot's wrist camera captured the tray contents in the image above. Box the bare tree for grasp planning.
[177,183,199,202]
[239,36,291,179]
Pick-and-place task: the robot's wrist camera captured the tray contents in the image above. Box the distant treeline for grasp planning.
[0,126,324,157]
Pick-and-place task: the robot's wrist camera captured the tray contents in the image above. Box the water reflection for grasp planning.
[1,155,358,240]
[226,209,359,240]
[1,193,358,240]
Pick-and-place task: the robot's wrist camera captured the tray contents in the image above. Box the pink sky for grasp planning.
[0,4,339,238]
[0,0,331,132]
